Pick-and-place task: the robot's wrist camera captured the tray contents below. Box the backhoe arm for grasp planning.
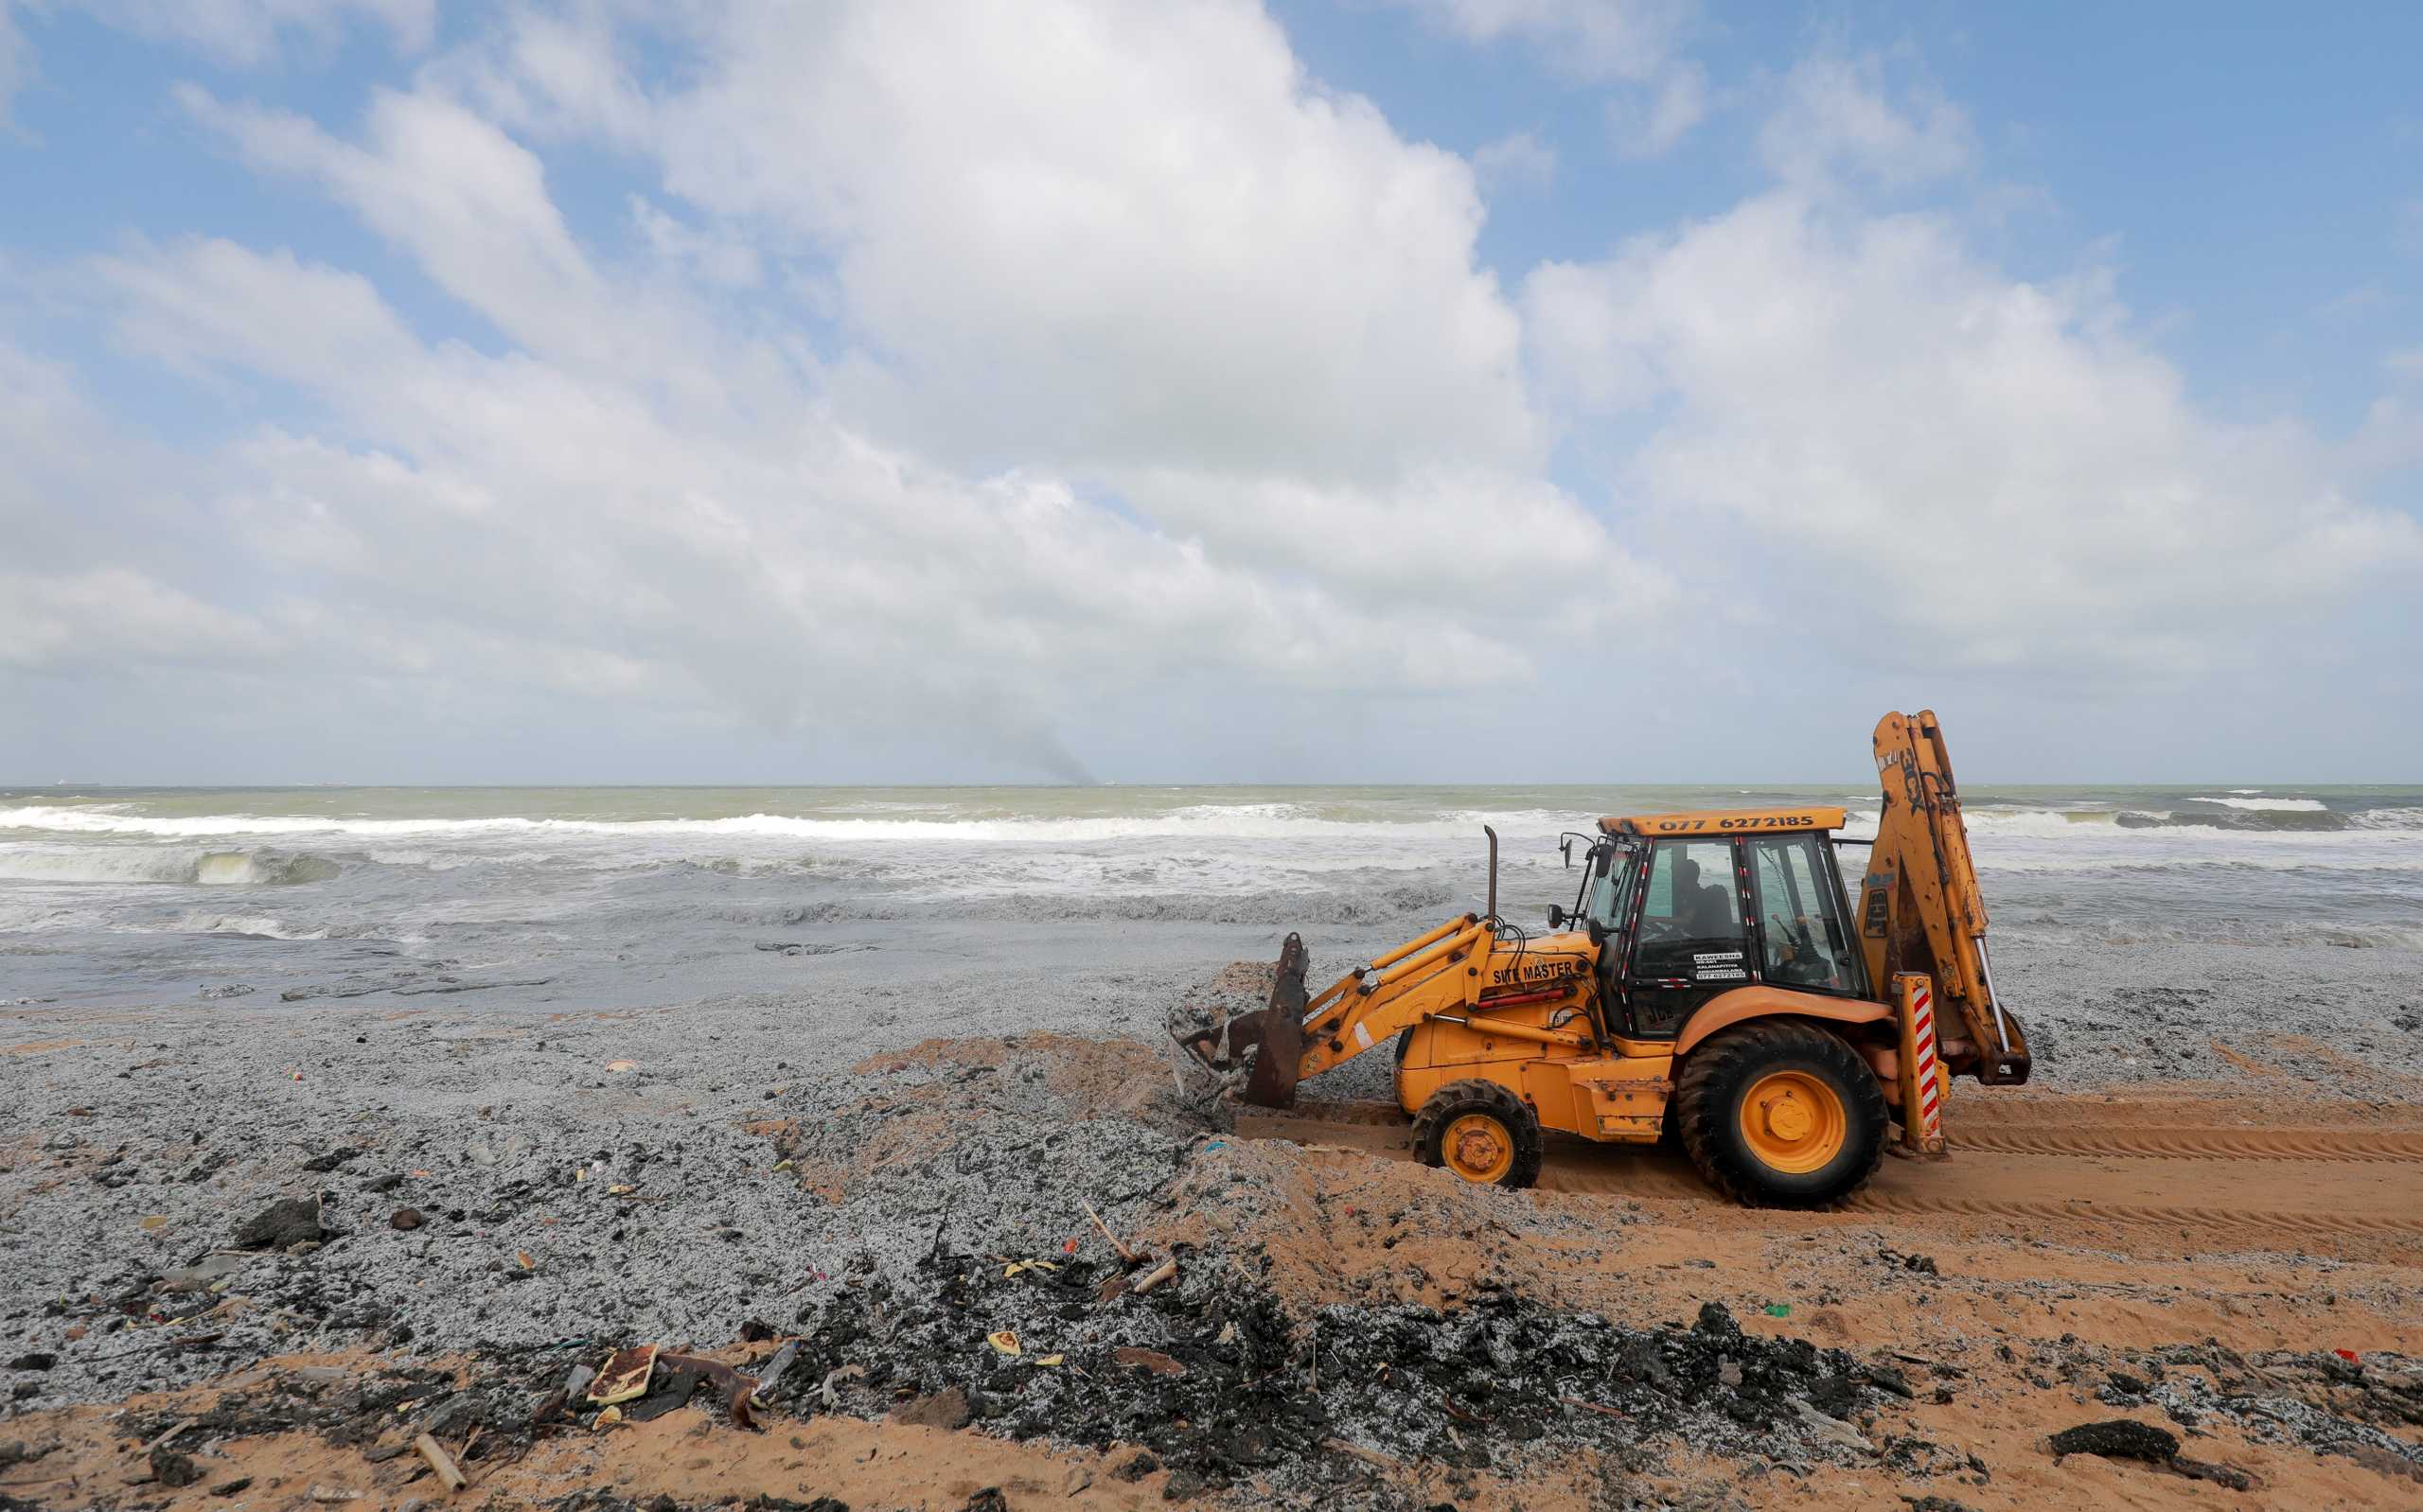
[1857,710,2031,1084]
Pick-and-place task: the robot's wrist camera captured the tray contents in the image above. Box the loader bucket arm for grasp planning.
[1187,913,1530,1109]
[1858,710,2031,1084]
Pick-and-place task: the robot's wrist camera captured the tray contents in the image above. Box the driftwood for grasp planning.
[134,1419,194,1457]
[1321,1437,1399,1470]
[413,1433,467,1493]
[1082,1200,1137,1263]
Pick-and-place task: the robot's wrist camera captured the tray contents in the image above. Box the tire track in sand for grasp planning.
[1273,1136,2423,1242]
[1243,1102,2423,1250]
[1844,1190,2423,1239]
[1949,1126,2423,1163]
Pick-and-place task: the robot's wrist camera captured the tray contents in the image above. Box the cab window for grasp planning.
[1633,839,1746,983]
[1579,841,1639,929]
[1747,834,1861,993]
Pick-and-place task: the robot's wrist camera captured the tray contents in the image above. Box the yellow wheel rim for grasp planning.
[1739,1071,1847,1174]
[1441,1113,1515,1184]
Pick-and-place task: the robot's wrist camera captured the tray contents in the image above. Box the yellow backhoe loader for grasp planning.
[1176,711,2031,1207]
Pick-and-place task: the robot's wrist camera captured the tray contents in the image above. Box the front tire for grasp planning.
[1674,1020,1888,1207]
[1412,1079,1543,1189]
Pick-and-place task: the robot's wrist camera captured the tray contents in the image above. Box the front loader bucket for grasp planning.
[1169,933,1309,1108]
[1234,933,1310,1109]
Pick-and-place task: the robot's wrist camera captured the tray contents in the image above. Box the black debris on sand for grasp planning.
[2046,1416,2254,1492]
[769,1245,1884,1504]
[2048,1418,2181,1462]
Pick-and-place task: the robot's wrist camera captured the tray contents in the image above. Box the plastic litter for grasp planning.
[588,1345,657,1406]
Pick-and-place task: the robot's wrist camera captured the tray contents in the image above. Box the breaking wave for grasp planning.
[0,849,339,886]
[2116,809,2356,834]
[703,880,1463,927]
[1852,807,2382,840]
[173,911,328,940]
[1950,805,2418,837]
[1997,916,2423,951]
[167,910,428,943]
[0,803,1577,846]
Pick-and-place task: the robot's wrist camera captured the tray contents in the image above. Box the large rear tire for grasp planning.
[1412,1079,1543,1190]
[1674,1020,1887,1208]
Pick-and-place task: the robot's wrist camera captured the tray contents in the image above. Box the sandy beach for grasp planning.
[7,862,2422,1511]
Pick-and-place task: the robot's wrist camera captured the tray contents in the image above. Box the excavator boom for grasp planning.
[1857,710,2030,1083]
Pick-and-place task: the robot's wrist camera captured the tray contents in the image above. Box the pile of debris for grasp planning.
[2110,1345,2423,1487]
[743,1237,1889,1503]
[98,1345,577,1502]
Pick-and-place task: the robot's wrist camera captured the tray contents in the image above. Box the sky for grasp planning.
[2,1,2419,786]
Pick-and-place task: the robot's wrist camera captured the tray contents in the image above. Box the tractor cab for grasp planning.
[1563,809,1869,1042]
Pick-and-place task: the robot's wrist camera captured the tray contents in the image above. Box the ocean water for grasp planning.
[4,783,2418,1009]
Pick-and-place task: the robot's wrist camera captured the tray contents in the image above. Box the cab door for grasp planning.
[1621,837,1751,1038]
[1744,832,1870,997]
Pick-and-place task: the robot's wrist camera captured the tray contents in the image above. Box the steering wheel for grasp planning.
[1636,918,1685,945]
[1767,912,1827,984]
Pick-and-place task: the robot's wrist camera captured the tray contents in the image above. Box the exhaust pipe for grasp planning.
[1484,825,1499,922]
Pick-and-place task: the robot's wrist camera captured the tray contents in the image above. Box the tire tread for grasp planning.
[1412,1078,1544,1189]
[1673,1019,1888,1208]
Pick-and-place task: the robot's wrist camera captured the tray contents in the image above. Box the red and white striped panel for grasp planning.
[1910,984,1942,1141]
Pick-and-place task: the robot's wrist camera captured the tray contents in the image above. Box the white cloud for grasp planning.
[177,85,615,364]
[628,196,761,289]
[1383,0,1690,83]
[80,0,433,66]
[1386,0,1707,157]
[51,180,1644,774]
[0,566,279,670]
[2349,347,2423,478]
[1606,62,1706,159]
[97,236,419,388]
[7,0,2416,779]
[1472,129,1557,192]
[1756,54,1972,191]
[0,2,29,128]
[148,4,1658,733]
[609,1,1541,484]
[1524,193,2423,673]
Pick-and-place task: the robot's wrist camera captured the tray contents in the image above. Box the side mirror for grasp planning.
[1546,904,1567,929]
[1594,847,1613,878]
